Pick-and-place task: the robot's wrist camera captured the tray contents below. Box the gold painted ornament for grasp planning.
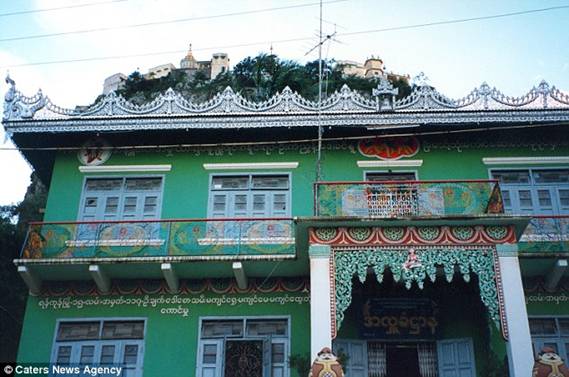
[532,347,569,377]
[309,347,344,377]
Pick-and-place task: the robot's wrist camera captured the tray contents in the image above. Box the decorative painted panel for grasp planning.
[21,219,295,260]
[314,180,504,217]
[519,216,569,253]
[357,137,420,160]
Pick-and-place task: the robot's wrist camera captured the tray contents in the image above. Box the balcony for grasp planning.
[20,218,295,260]
[314,179,504,218]
[518,216,569,254]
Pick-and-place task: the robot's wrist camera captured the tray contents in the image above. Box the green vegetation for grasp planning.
[112,54,411,105]
[288,353,311,377]
[0,173,47,361]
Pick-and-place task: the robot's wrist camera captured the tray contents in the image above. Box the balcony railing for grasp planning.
[314,180,504,217]
[519,215,569,253]
[20,218,295,260]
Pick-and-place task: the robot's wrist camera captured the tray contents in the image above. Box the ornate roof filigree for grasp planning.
[3,75,569,131]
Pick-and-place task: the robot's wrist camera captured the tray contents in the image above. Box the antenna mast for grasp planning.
[305,0,337,181]
[316,0,323,181]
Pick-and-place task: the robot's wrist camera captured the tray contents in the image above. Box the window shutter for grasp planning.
[333,339,368,377]
[436,338,476,377]
[197,340,223,377]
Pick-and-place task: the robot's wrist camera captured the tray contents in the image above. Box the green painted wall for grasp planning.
[18,291,310,377]
[526,291,569,316]
[29,132,569,375]
[45,147,319,222]
[43,135,569,222]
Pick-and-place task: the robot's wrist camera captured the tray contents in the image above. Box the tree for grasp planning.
[0,173,47,362]
[115,54,412,104]
[0,205,24,362]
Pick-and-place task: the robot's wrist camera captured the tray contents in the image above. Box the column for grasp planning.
[496,245,534,376]
[309,244,333,360]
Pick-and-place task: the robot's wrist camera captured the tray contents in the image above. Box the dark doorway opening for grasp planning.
[386,344,421,377]
[224,340,263,377]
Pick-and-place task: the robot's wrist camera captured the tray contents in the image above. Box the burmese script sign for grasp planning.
[36,293,309,318]
[360,298,439,339]
[526,293,569,305]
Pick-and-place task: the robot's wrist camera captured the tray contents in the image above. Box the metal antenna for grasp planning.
[317,0,323,181]
[304,0,338,182]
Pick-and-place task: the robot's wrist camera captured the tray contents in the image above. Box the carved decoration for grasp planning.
[332,246,504,334]
[372,78,398,111]
[3,74,46,120]
[403,247,422,270]
[4,75,569,125]
[309,225,516,245]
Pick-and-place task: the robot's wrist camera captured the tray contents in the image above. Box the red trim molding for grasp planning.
[309,225,516,246]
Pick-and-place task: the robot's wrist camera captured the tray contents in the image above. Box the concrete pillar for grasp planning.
[497,245,534,376]
[161,263,179,293]
[17,266,41,295]
[232,262,248,290]
[89,265,111,294]
[545,259,568,291]
[309,244,333,361]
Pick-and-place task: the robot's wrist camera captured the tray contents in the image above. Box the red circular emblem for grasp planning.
[358,136,420,160]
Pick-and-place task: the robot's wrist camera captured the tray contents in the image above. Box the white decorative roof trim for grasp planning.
[357,160,423,168]
[482,157,569,165]
[79,164,172,173]
[4,75,569,122]
[14,254,296,264]
[203,162,299,170]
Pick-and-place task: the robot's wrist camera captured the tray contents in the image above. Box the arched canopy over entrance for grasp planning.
[332,245,505,339]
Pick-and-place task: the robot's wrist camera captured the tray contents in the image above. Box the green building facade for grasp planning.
[4,77,569,377]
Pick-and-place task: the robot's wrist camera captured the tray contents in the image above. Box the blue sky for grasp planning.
[1,0,568,204]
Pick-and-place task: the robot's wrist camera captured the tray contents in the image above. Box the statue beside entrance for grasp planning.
[309,347,344,377]
[532,347,569,377]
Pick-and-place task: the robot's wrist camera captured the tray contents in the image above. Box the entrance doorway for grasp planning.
[386,344,421,377]
[224,340,263,377]
[334,339,477,377]
[196,318,289,377]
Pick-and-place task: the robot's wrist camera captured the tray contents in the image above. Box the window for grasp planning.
[79,177,163,221]
[208,174,290,218]
[491,169,569,215]
[197,318,289,377]
[364,172,418,217]
[529,317,569,361]
[51,320,145,376]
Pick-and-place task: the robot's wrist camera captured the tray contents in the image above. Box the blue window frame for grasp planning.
[491,169,569,215]
[50,319,145,377]
[78,177,164,222]
[529,317,569,361]
[208,174,291,219]
[196,317,290,377]
[206,174,291,240]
